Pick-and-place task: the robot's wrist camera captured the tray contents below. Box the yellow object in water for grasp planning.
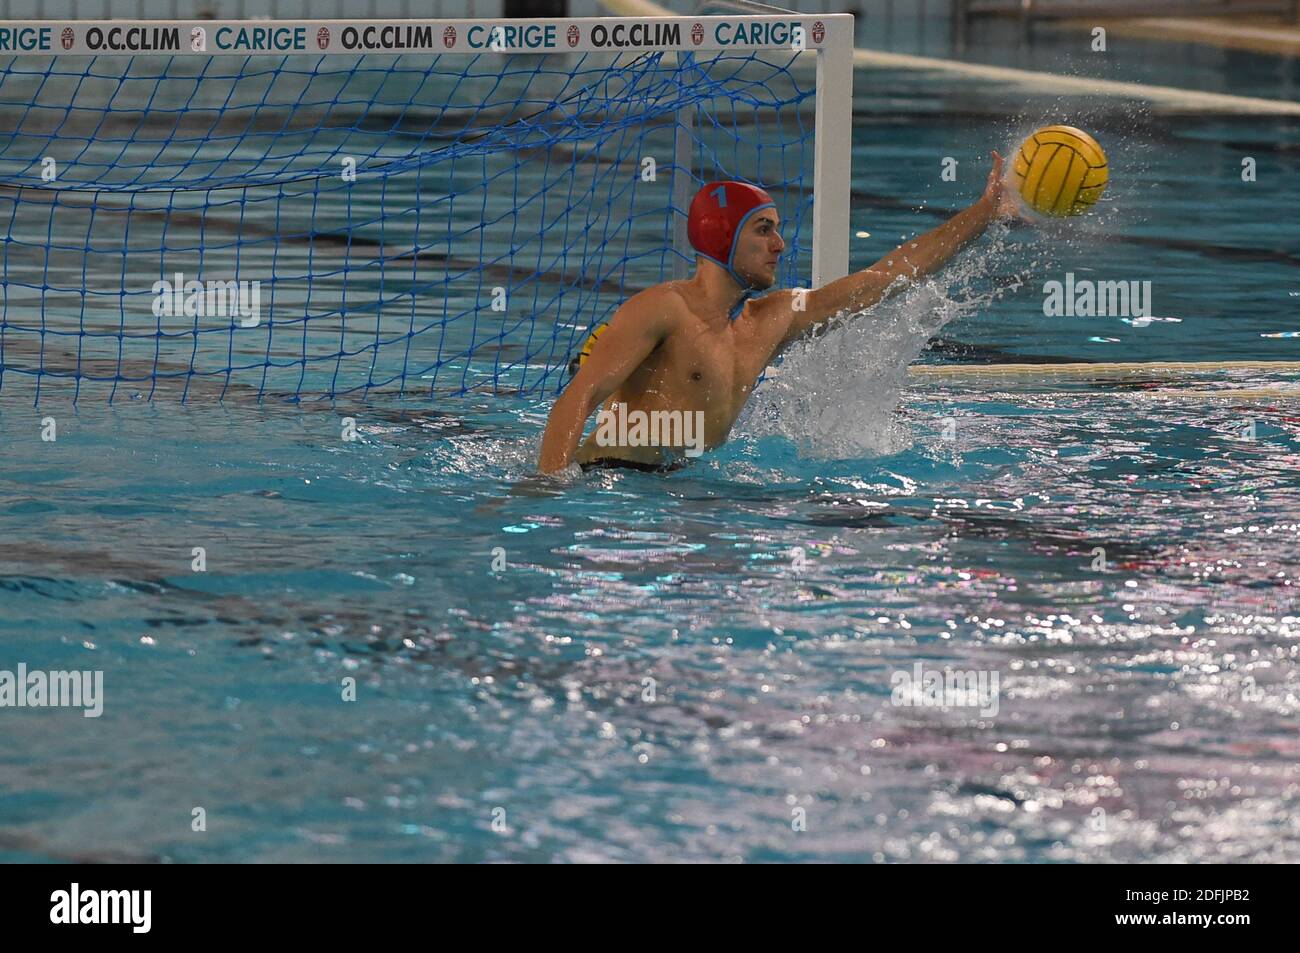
[568,323,608,375]
[1010,125,1108,216]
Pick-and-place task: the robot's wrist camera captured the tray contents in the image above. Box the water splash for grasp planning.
[738,221,1024,458]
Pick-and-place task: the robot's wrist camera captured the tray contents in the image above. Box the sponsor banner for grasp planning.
[8,17,847,56]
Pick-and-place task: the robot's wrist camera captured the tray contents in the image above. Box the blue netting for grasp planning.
[0,47,816,403]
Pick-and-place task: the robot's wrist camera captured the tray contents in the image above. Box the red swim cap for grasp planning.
[687,181,776,284]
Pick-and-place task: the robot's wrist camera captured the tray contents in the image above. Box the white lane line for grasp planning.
[600,0,1300,115]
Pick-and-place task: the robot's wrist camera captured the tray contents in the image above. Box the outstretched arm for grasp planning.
[778,151,1019,350]
[538,293,673,474]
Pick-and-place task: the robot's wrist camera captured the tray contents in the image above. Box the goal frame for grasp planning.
[0,13,854,289]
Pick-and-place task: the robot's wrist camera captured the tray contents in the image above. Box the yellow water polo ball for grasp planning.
[1011,124,1108,216]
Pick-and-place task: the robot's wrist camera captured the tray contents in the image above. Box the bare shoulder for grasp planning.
[611,280,692,329]
[750,287,801,318]
[742,288,800,343]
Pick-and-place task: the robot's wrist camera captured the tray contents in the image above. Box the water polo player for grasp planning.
[538,152,1020,474]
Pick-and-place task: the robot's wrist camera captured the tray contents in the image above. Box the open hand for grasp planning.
[981,150,1028,221]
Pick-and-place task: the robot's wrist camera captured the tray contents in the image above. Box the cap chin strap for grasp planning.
[728,287,760,321]
[693,255,762,320]
[721,201,775,321]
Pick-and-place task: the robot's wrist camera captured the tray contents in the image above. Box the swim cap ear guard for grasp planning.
[687,180,777,302]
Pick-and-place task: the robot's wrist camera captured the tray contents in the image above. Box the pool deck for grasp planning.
[1069,17,1300,56]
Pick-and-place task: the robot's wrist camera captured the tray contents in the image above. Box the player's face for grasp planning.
[733,213,784,289]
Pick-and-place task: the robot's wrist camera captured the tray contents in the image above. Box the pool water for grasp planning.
[2,34,1299,861]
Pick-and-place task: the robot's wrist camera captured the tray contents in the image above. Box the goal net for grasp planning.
[0,15,851,402]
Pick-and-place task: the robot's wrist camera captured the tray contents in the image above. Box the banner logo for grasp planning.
[443,25,456,48]
[316,26,330,50]
[812,20,825,44]
[60,27,73,50]
[589,22,679,49]
[190,27,206,52]
[691,22,704,45]
[566,24,579,48]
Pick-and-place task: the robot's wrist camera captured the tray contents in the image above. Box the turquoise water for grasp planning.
[2,36,1300,861]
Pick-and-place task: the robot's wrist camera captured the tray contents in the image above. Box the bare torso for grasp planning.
[575,282,790,465]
